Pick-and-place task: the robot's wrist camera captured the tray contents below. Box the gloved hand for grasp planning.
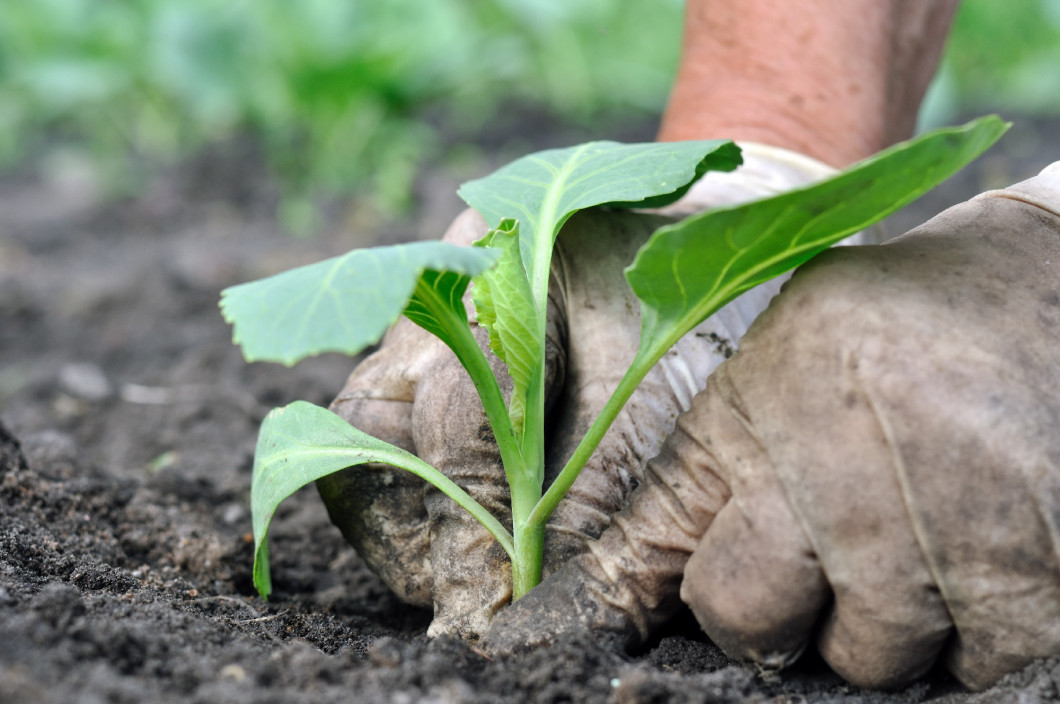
[483,162,1060,691]
[315,144,846,641]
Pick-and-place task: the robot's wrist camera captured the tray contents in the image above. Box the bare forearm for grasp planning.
[659,0,959,167]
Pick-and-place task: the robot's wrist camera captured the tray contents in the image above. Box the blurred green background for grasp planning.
[1,0,1057,229]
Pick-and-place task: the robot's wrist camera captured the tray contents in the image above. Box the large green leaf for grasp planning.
[472,219,539,435]
[532,116,1008,529]
[251,401,514,599]
[457,139,742,280]
[220,241,499,366]
[626,116,1009,367]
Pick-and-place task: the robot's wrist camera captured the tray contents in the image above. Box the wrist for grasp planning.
[660,141,836,217]
[658,0,958,168]
[658,87,884,169]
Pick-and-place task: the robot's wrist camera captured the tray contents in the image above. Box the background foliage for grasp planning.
[0,0,1056,226]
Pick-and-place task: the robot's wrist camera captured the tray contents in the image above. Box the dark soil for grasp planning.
[2,116,1059,703]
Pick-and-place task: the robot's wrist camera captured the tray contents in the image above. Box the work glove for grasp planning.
[316,144,849,641]
[483,162,1060,691]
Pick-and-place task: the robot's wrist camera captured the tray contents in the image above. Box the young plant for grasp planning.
[221,116,1007,602]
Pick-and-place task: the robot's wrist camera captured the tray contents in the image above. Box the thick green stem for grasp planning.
[511,519,544,599]
[508,331,546,597]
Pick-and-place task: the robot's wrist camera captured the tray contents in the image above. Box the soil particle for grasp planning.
[2,118,1059,702]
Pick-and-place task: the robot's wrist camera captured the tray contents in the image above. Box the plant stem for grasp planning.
[446,319,527,485]
[527,349,657,529]
[510,517,544,599]
[509,371,545,599]
[383,446,517,561]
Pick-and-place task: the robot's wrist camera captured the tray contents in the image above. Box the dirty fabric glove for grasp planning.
[484,163,1060,690]
[316,144,849,641]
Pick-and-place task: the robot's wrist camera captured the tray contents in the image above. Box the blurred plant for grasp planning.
[0,0,1055,228]
[0,0,681,227]
[944,0,1060,115]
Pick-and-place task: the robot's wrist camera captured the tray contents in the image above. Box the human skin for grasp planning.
[658,0,960,167]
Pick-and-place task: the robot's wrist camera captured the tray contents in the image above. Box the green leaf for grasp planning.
[251,401,515,599]
[626,116,1009,367]
[532,116,1008,531]
[404,269,475,348]
[457,140,742,279]
[220,241,500,366]
[472,219,539,435]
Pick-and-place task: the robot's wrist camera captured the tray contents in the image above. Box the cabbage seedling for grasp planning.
[221,116,1006,601]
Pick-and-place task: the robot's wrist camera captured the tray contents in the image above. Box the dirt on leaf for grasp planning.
[2,118,1059,703]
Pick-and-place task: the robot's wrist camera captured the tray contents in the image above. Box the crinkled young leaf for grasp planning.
[458,140,742,279]
[472,219,539,434]
[220,241,499,366]
[403,269,474,339]
[251,401,514,599]
[627,115,1009,368]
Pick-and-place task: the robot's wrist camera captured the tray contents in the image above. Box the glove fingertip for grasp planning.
[681,499,828,670]
[483,571,634,658]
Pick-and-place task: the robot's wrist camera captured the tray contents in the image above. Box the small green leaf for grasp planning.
[404,269,475,348]
[220,241,499,366]
[626,116,1009,366]
[251,401,514,599]
[458,140,742,279]
[472,219,539,434]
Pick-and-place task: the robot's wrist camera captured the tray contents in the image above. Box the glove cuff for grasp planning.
[664,141,875,246]
[674,141,836,213]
